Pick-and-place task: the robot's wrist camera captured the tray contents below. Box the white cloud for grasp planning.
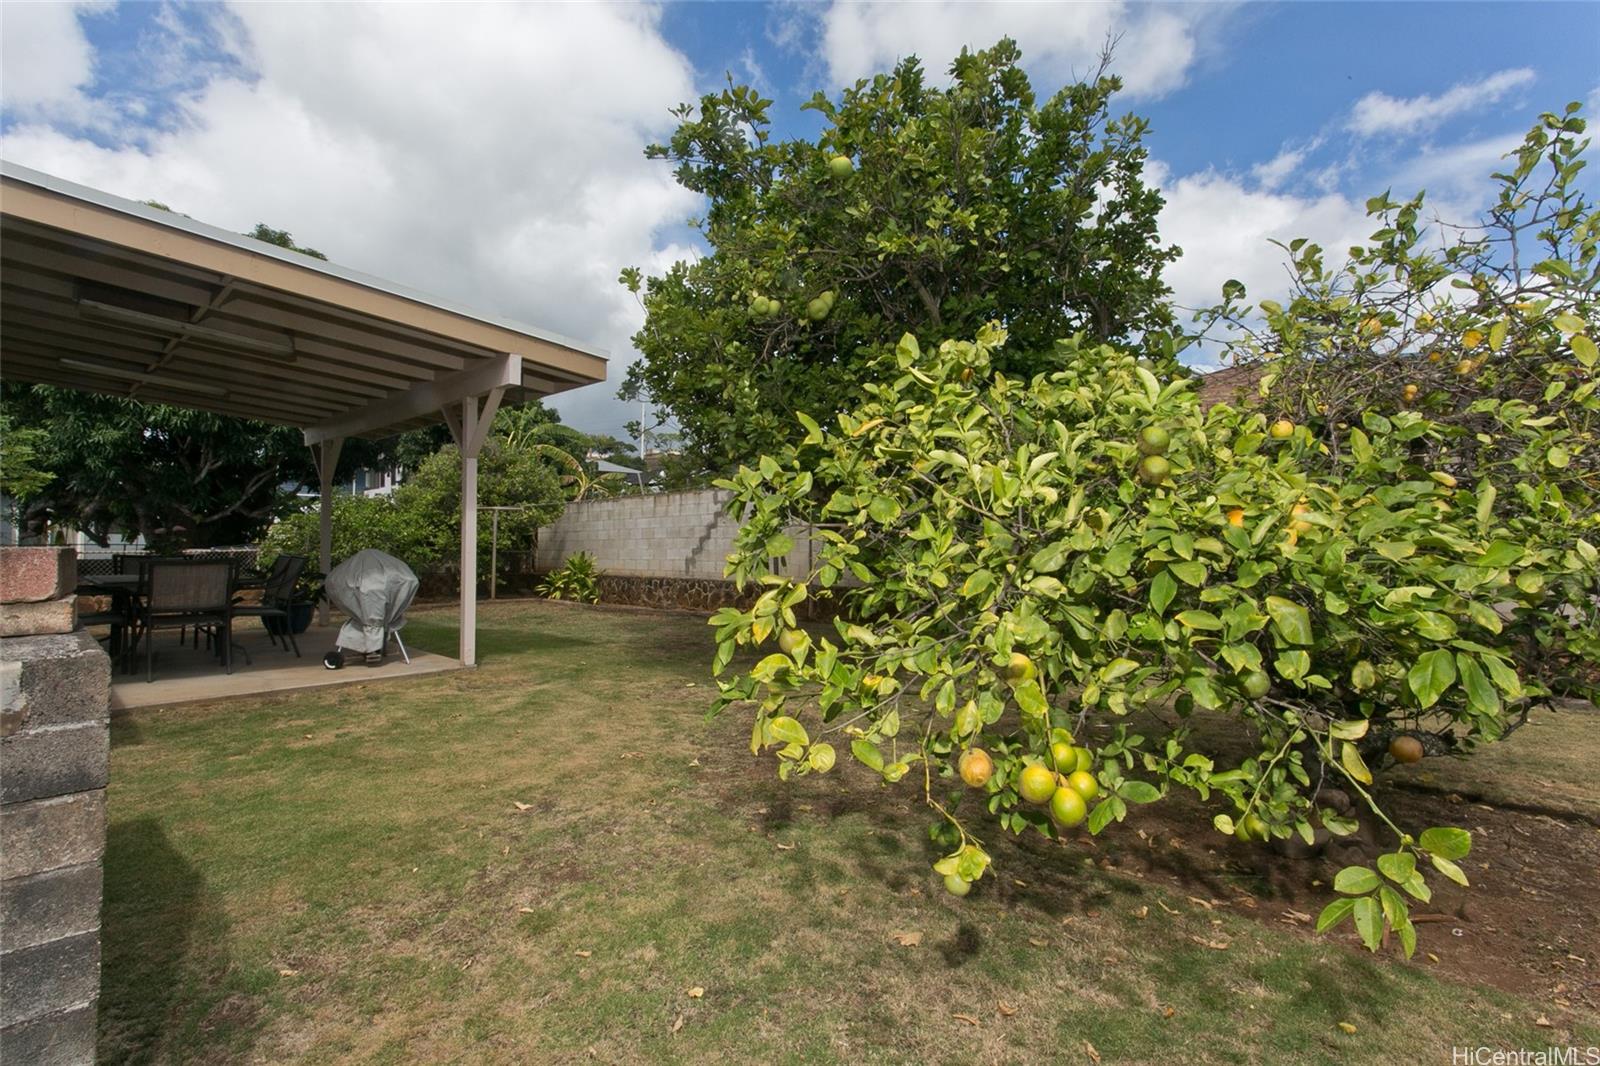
[1347,68,1535,137]
[1250,141,1317,191]
[0,1,101,120]
[0,3,699,437]
[817,1,1225,98]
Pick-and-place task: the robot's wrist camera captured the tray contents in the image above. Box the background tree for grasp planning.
[621,38,1178,477]
[709,107,1598,955]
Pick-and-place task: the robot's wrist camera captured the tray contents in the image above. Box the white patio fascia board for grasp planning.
[302,353,520,445]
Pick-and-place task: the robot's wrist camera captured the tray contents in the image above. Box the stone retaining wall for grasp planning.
[1,547,110,1066]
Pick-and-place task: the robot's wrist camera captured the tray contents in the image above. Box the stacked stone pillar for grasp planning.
[1,547,109,1066]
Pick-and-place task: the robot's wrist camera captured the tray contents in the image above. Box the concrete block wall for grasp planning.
[1,547,110,1066]
[537,488,814,582]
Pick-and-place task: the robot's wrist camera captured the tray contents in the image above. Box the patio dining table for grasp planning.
[75,567,269,675]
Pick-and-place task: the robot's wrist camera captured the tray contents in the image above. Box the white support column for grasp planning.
[448,383,505,668]
[312,437,344,626]
[459,397,479,667]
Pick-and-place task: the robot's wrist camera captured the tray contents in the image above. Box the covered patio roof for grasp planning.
[1,160,609,668]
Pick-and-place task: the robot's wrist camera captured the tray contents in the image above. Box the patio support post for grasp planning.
[312,437,344,627]
[445,384,506,667]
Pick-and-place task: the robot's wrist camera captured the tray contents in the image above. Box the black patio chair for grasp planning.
[134,559,235,682]
[231,554,307,657]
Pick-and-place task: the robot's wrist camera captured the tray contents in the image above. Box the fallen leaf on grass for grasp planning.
[1535,1016,1553,1028]
[518,907,537,914]
[1189,935,1230,951]
[1028,938,1049,947]
[890,931,922,947]
[775,842,796,851]
[1133,906,1148,920]
[1156,900,1181,916]
[1337,1022,1357,1034]
[1162,1006,1175,1019]
[1085,1039,1101,1063]
[671,1014,684,1034]
[513,801,532,812]
[1188,896,1214,910]
[1281,909,1313,924]
[574,950,592,958]
[996,1001,1017,1017]
[277,968,299,977]
[952,1013,980,1027]
[687,987,704,999]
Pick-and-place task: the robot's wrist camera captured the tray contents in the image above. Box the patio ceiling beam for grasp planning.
[301,353,520,446]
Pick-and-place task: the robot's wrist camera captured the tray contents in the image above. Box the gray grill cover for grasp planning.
[325,549,420,654]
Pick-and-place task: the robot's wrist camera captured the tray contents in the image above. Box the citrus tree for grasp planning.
[620,38,1178,477]
[707,110,1598,956]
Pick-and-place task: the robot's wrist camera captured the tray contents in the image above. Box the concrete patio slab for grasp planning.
[104,623,461,712]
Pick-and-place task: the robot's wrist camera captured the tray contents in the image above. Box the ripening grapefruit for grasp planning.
[1049,785,1087,827]
[1073,746,1093,774]
[943,872,972,897]
[1002,652,1036,685]
[959,748,994,788]
[1389,735,1424,764]
[828,155,854,178]
[777,629,807,656]
[1269,419,1295,440]
[1018,764,1059,804]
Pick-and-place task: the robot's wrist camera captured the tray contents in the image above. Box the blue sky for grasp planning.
[2,2,1596,438]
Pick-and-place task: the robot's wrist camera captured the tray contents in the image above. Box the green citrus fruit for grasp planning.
[943,872,972,897]
[1240,814,1268,841]
[1066,770,1099,802]
[777,629,807,656]
[806,296,830,321]
[1136,455,1170,485]
[1050,740,1076,771]
[828,155,854,178]
[1018,764,1058,804]
[1073,746,1093,773]
[1049,785,1087,827]
[1137,426,1171,456]
[1240,670,1272,699]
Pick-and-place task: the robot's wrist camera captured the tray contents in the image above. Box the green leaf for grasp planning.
[1150,570,1177,614]
[1418,827,1472,860]
[1118,780,1161,803]
[1100,658,1139,683]
[867,495,902,523]
[1572,333,1598,367]
[768,716,808,746]
[1264,596,1313,645]
[1087,798,1118,834]
[1430,854,1470,886]
[807,742,836,772]
[1352,896,1383,951]
[1457,654,1501,717]
[1169,560,1207,587]
[1376,851,1416,884]
[850,739,884,772]
[1316,897,1356,933]
[1406,649,1457,709]
[1175,610,1223,631]
[1333,865,1380,894]
[1013,679,1048,716]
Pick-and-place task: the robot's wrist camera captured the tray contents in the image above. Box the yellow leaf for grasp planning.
[687,987,704,999]
[1462,329,1484,349]
[574,949,592,958]
[1338,1021,1358,1034]
[513,801,532,811]
[953,1013,981,1027]
[997,1000,1018,1017]
[890,930,922,947]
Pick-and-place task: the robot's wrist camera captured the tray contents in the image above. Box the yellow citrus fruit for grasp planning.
[959,748,994,788]
[1066,770,1100,802]
[1427,350,1442,362]
[1389,736,1424,764]
[1289,502,1313,534]
[1002,652,1036,685]
[1049,785,1088,827]
[1018,764,1059,804]
[1226,507,1245,527]
[1402,383,1419,403]
[1269,419,1295,439]
[1050,740,1076,771]
[1455,358,1476,375]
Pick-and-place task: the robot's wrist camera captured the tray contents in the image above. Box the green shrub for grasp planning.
[539,553,601,603]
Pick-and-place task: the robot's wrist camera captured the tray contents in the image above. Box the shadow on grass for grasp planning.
[99,817,257,1065]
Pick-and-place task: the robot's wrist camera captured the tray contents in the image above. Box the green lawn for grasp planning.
[102,599,1597,1064]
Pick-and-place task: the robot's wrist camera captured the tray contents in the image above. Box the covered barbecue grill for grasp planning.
[322,549,419,668]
